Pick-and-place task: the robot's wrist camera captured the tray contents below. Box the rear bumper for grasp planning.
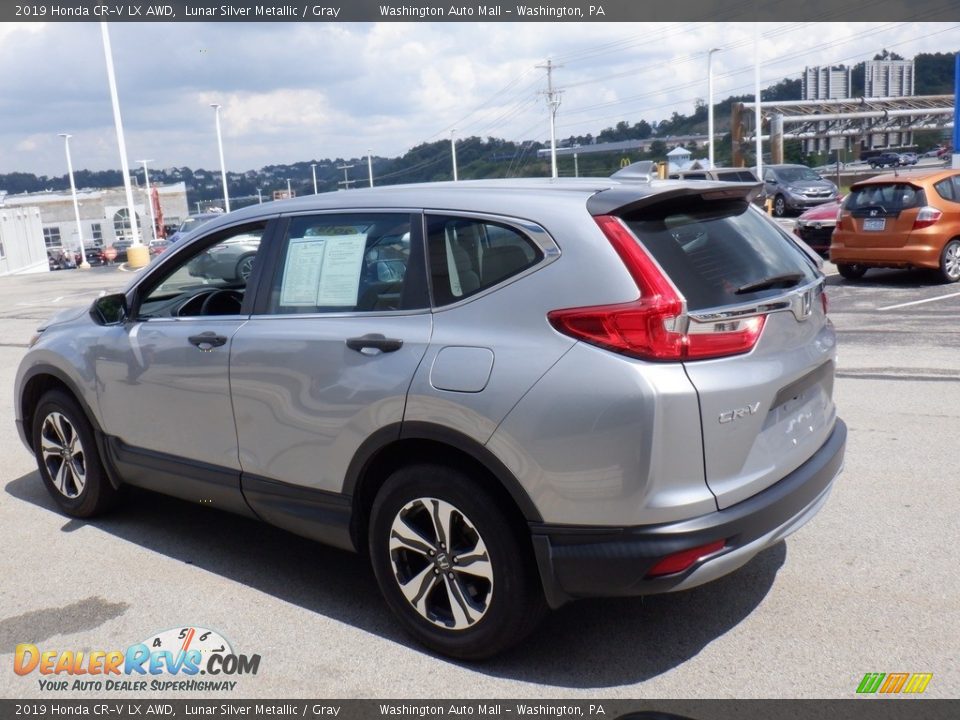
[530,418,846,608]
[829,239,941,270]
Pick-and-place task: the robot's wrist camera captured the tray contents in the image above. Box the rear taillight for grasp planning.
[547,215,767,361]
[913,206,942,230]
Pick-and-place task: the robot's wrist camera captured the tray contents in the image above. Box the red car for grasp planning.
[794,197,844,255]
[148,239,170,257]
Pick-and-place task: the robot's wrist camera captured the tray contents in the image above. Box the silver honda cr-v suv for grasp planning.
[15,177,845,659]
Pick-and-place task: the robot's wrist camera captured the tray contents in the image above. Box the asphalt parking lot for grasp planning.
[0,258,957,699]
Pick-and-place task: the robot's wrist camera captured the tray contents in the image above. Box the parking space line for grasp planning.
[878,290,960,311]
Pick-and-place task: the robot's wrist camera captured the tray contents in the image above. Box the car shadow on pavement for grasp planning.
[6,472,785,688]
[825,267,939,288]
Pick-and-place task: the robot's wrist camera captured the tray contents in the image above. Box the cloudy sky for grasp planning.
[1,20,956,176]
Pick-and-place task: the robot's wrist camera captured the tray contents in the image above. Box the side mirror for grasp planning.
[90,293,128,326]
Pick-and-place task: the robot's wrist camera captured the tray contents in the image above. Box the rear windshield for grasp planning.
[846,184,925,214]
[621,199,818,311]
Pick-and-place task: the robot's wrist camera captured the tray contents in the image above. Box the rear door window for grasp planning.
[265,213,427,314]
[620,199,818,311]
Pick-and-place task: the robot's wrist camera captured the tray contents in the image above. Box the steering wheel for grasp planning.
[200,289,243,316]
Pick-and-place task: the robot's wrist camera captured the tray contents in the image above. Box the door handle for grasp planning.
[188,332,228,351]
[346,333,403,354]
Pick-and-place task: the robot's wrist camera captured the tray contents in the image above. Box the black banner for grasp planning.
[2,700,959,720]
[4,0,960,23]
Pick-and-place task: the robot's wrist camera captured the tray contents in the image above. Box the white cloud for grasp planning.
[0,21,955,175]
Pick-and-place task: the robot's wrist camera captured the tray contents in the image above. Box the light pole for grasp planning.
[58,133,90,270]
[287,178,292,198]
[210,103,231,212]
[367,150,374,187]
[100,22,147,268]
[311,163,318,194]
[707,48,722,168]
[137,159,157,243]
[257,187,263,204]
[450,130,458,181]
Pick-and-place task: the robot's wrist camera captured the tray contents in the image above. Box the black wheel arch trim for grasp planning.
[18,363,123,491]
[343,420,543,525]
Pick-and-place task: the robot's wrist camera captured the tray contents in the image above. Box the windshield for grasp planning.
[777,167,822,183]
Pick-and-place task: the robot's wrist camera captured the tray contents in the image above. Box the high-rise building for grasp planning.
[865,59,915,98]
[802,66,852,154]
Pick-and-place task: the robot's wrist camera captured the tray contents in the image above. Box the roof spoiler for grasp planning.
[587,183,763,216]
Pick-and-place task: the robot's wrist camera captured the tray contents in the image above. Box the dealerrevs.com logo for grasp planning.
[14,626,260,692]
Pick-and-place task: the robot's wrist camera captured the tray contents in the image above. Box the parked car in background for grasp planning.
[148,239,170,257]
[666,167,765,206]
[16,177,844,659]
[167,212,222,243]
[75,248,106,266]
[868,152,902,169]
[47,249,76,271]
[830,168,960,282]
[111,240,132,263]
[898,152,918,166]
[761,164,839,217]
[187,233,260,281]
[794,197,844,255]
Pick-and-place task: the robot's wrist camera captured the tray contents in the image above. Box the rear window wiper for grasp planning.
[736,272,805,294]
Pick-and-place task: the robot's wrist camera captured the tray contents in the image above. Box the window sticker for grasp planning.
[279,233,367,307]
[316,233,366,306]
[279,237,326,306]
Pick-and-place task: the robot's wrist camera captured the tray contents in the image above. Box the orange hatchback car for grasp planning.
[830,169,960,282]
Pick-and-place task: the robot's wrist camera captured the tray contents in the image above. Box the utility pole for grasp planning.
[450,130,458,181]
[137,159,157,243]
[753,25,763,177]
[537,59,563,179]
[707,48,722,168]
[337,163,355,190]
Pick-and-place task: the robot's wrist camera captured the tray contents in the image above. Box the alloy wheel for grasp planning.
[388,497,494,631]
[40,411,87,498]
[237,255,255,281]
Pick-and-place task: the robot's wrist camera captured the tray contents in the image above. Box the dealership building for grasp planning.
[0,182,189,254]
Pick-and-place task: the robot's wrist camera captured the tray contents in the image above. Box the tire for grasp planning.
[773,195,787,217]
[836,263,868,280]
[938,239,960,283]
[31,390,118,518]
[368,464,547,660]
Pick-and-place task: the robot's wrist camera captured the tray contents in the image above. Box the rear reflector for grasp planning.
[547,215,766,361]
[646,539,727,578]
